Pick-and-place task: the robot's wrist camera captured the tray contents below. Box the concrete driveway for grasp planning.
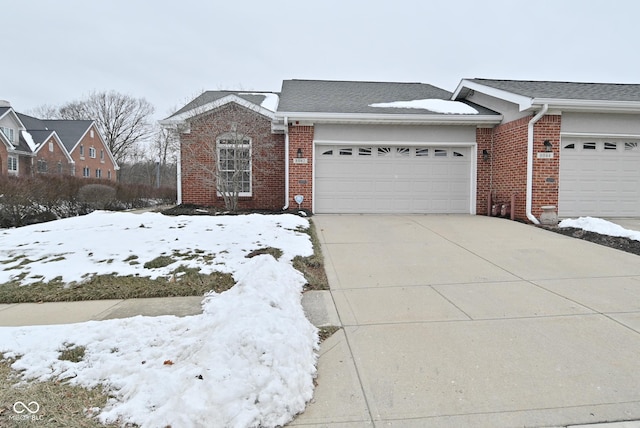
[291,215,640,428]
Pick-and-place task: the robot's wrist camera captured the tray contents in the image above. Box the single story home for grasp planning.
[161,78,640,222]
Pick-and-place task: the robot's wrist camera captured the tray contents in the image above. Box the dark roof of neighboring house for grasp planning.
[467,79,640,101]
[277,79,497,115]
[28,130,55,146]
[0,107,10,117]
[170,91,279,118]
[16,113,47,130]
[41,120,93,152]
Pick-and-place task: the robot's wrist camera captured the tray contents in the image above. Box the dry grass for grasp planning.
[294,220,329,291]
[0,357,125,428]
[0,268,235,304]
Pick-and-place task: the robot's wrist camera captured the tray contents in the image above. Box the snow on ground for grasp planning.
[559,216,640,241]
[0,210,312,285]
[369,99,479,114]
[0,212,318,427]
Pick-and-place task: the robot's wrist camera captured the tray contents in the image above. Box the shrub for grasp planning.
[78,184,117,210]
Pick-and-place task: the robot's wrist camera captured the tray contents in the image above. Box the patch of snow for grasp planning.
[0,212,319,427]
[0,256,317,427]
[20,130,37,152]
[559,216,640,241]
[0,211,312,286]
[369,99,478,114]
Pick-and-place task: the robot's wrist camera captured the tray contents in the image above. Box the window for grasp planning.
[49,142,54,152]
[358,147,372,156]
[396,147,410,156]
[339,148,353,156]
[434,149,447,157]
[0,126,14,143]
[89,147,96,158]
[563,143,575,149]
[453,151,464,157]
[625,142,639,151]
[8,155,18,173]
[83,166,90,177]
[90,129,94,139]
[79,145,84,156]
[37,159,48,173]
[217,134,251,195]
[321,149,333,156]
[57,162,63,174]
[604,142,617,151]
[377,147,392,156]
[583,142,596,150]
[107,170,112,180]
[100,149,104,162]
[96,169,102,178]
[416,148,429,157]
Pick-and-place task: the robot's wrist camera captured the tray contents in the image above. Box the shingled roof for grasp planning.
[465,79,640,102]
[168,91,279,119]
[277,79,496,115]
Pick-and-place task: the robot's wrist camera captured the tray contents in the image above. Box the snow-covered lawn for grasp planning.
[0,211,318,427]
[559,216,640,241]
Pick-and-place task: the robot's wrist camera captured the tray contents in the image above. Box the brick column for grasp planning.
[288,125,314,210]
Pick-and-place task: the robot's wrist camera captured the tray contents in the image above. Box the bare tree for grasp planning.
[38,91,155,164]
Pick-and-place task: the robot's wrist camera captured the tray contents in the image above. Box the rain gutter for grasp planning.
[526,104,548,224]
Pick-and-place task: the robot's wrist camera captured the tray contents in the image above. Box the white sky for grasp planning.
[3,0,639,121]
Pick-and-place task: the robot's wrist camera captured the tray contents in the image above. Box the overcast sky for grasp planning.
[3,0,639,121]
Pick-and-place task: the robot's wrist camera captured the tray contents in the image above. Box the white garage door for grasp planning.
[315,145,472,214]
[559,139,640,217]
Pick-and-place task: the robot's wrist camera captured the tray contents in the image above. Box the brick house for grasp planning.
[164,78,640,221]
[0,101,118,181]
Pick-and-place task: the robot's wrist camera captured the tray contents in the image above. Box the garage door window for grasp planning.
[416,148,429,156]
[321,149,333,156]
[378,147,392,156]
[583,142,596,150]
[434,149,447,157]
[359,147,372,156]
[396,147,410,156]
[339,148,353,156]
[604,142,617,150]
[625,142,639,151]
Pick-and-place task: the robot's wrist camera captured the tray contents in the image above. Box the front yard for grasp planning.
[0,211,327,427]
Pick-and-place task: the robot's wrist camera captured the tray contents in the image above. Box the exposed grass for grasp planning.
[294,220,329,291]
[0,356,124,428]
[143,255,175,269]
[245,247,283,260]
[58,344,86,363]
[318,326,340,343]
[0,269,235,304]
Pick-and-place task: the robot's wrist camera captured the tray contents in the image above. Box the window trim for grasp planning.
[89,147,96,159]
[0,126,14,143]
[7,155,18,173]
[216,133,252,197]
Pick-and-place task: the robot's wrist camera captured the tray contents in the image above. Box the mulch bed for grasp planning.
[543,226,640,256]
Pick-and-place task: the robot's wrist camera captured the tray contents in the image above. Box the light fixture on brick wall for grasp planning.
[296,148,303,158]
[544,140,552,152]
[482,149,490,161]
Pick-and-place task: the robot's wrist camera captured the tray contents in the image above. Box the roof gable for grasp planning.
[453,78,640,113]
[165,91,279,123]
[41,120,94,152]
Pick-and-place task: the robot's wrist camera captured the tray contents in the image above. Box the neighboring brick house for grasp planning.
[0,101,118,181]
[165,78,640,221]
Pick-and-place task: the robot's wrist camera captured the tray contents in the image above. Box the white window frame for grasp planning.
[96,168,102,178]
[7,155,18,174]
[0,126,14,143]
[82,166,90,177]
[216,134,252,197]
[89,147,96,158]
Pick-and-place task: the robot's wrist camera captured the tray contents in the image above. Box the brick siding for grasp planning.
[180,103,285,209]
[477,114,561,221]
[287,125,314,210]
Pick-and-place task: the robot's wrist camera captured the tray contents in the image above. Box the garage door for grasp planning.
[559,139,640,217]
[315,145,472,213]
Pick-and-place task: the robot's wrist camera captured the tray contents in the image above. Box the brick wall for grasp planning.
[531,115,561,218]
[180,103,285,209]
[35,136,73,175]
[0,144,6,176]
[72,125,117,181]
[287,125,314,210]
[476,127,492,215]
[479,114,562,222]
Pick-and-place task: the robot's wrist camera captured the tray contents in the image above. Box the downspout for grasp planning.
[176,134,182,205]
[526,104,548,224]
[282,116,290,210]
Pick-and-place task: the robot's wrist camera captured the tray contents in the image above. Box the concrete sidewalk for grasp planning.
[291,214,640,428]
[0,292,339,327]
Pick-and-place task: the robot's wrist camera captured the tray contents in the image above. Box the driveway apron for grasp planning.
[291,214,640,427]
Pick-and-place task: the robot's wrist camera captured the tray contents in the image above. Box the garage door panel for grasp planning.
[315,145,472,214]
[560,138,640,217]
